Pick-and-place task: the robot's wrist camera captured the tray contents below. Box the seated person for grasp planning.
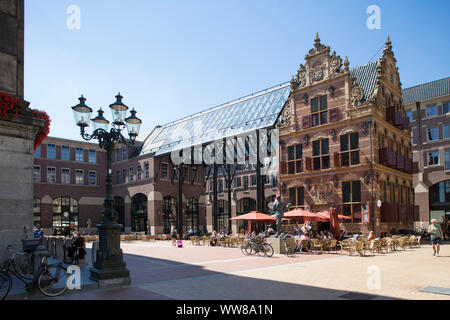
[367,231,375,241]
[187,229,194,237]
[67,232,86,262]
[300,233,310,241]
[324,231,334,239]
[210,231,218,246]
[339,230,351,240]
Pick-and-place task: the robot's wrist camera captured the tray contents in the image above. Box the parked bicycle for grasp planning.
[281,234,296,257]
[240,235,274,257]
[0,245,69,300]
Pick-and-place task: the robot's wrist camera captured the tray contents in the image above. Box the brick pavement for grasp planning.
[6,241,450,300]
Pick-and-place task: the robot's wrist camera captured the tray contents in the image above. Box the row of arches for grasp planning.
[33,196,80,235]
[33,194,276,235]
[114,194,201,234]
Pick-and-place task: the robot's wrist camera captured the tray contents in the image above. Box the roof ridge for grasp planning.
[349,59,379,71]
[402,76,450,91]
[158,81,290,129]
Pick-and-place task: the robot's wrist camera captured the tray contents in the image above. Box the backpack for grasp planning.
[177,240,183,248]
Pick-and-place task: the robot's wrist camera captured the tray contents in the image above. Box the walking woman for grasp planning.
[428,219,444,257]
[171,226,178,246]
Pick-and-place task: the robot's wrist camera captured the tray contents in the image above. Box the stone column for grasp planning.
[0,0,24,98]
[0,116,44,261]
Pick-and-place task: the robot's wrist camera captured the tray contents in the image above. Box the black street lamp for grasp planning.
[71,93,142,285]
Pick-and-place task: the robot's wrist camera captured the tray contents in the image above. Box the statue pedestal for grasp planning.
[266,237,296,254]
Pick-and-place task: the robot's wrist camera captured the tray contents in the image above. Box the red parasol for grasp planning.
[230,211,276,223]
[316,210,352,221]
[230,211,276,234]
[284,209,329,222]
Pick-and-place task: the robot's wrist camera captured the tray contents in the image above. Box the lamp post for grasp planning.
[71,93,142,286]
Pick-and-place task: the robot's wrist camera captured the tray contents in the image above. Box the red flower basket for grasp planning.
[0,92,51,150]
[32,109,51,150]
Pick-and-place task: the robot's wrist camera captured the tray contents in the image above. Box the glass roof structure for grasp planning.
[139,83,291,156]
[137,60,383,158]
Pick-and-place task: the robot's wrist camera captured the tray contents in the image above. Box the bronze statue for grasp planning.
[273,196,291,236]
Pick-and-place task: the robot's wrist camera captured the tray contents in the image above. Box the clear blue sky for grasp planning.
[24,0,450,141]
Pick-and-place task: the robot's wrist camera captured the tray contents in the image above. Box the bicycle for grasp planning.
[281,234,295,257]
[240,235,274,257]
[0,245,69,300]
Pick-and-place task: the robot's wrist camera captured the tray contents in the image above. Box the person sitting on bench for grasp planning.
[67,232,86,263]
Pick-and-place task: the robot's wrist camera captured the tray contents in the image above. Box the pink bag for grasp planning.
[177,240,183,248]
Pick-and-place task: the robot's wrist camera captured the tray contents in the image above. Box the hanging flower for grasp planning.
[0,91,24,119]
[32,109,51,150]
[0,92,51,151]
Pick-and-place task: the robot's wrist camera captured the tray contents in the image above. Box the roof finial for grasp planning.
[290,75,296,90]
[314,32,321,49]
[344,56,349,72]
[384,34,392,53]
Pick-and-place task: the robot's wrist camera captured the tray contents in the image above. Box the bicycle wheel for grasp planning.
[0,272,12,300]
[240,242,253,255]
[14,253,33,279]
[256,245,266,256]
[284,242,291,257]
[263,243,274,257]
[37,265,69,297]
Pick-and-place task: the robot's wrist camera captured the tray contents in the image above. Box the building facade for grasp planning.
[33,137,106,235]
[278,35,418,236]
[33,35,437,238]
[403,77,450,233]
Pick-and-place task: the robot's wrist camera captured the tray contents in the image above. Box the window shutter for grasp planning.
[305,157,312,171]
[280,160,287,174]
[296,160,303,173]
[302,115,310,129]
[329,108,338,122]
[334,152,340,168]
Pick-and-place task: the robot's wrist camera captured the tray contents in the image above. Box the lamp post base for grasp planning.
[89,223,130,287]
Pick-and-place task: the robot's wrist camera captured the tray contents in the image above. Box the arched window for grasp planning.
[33,198,41,229]
[52,197,79,235]
[185,198,199,234]
[163,196,177,234]
[131,194,148,233]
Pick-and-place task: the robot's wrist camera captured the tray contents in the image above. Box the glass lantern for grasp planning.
[72,95,92,128]
[125,109,142,140]
[91,108,110,132]
[109,93,128,126]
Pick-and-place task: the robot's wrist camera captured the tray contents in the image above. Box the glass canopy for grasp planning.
[140,83,290,157]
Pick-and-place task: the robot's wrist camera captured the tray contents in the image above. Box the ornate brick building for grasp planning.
[278,34,418,236]
[34,34,427,237]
